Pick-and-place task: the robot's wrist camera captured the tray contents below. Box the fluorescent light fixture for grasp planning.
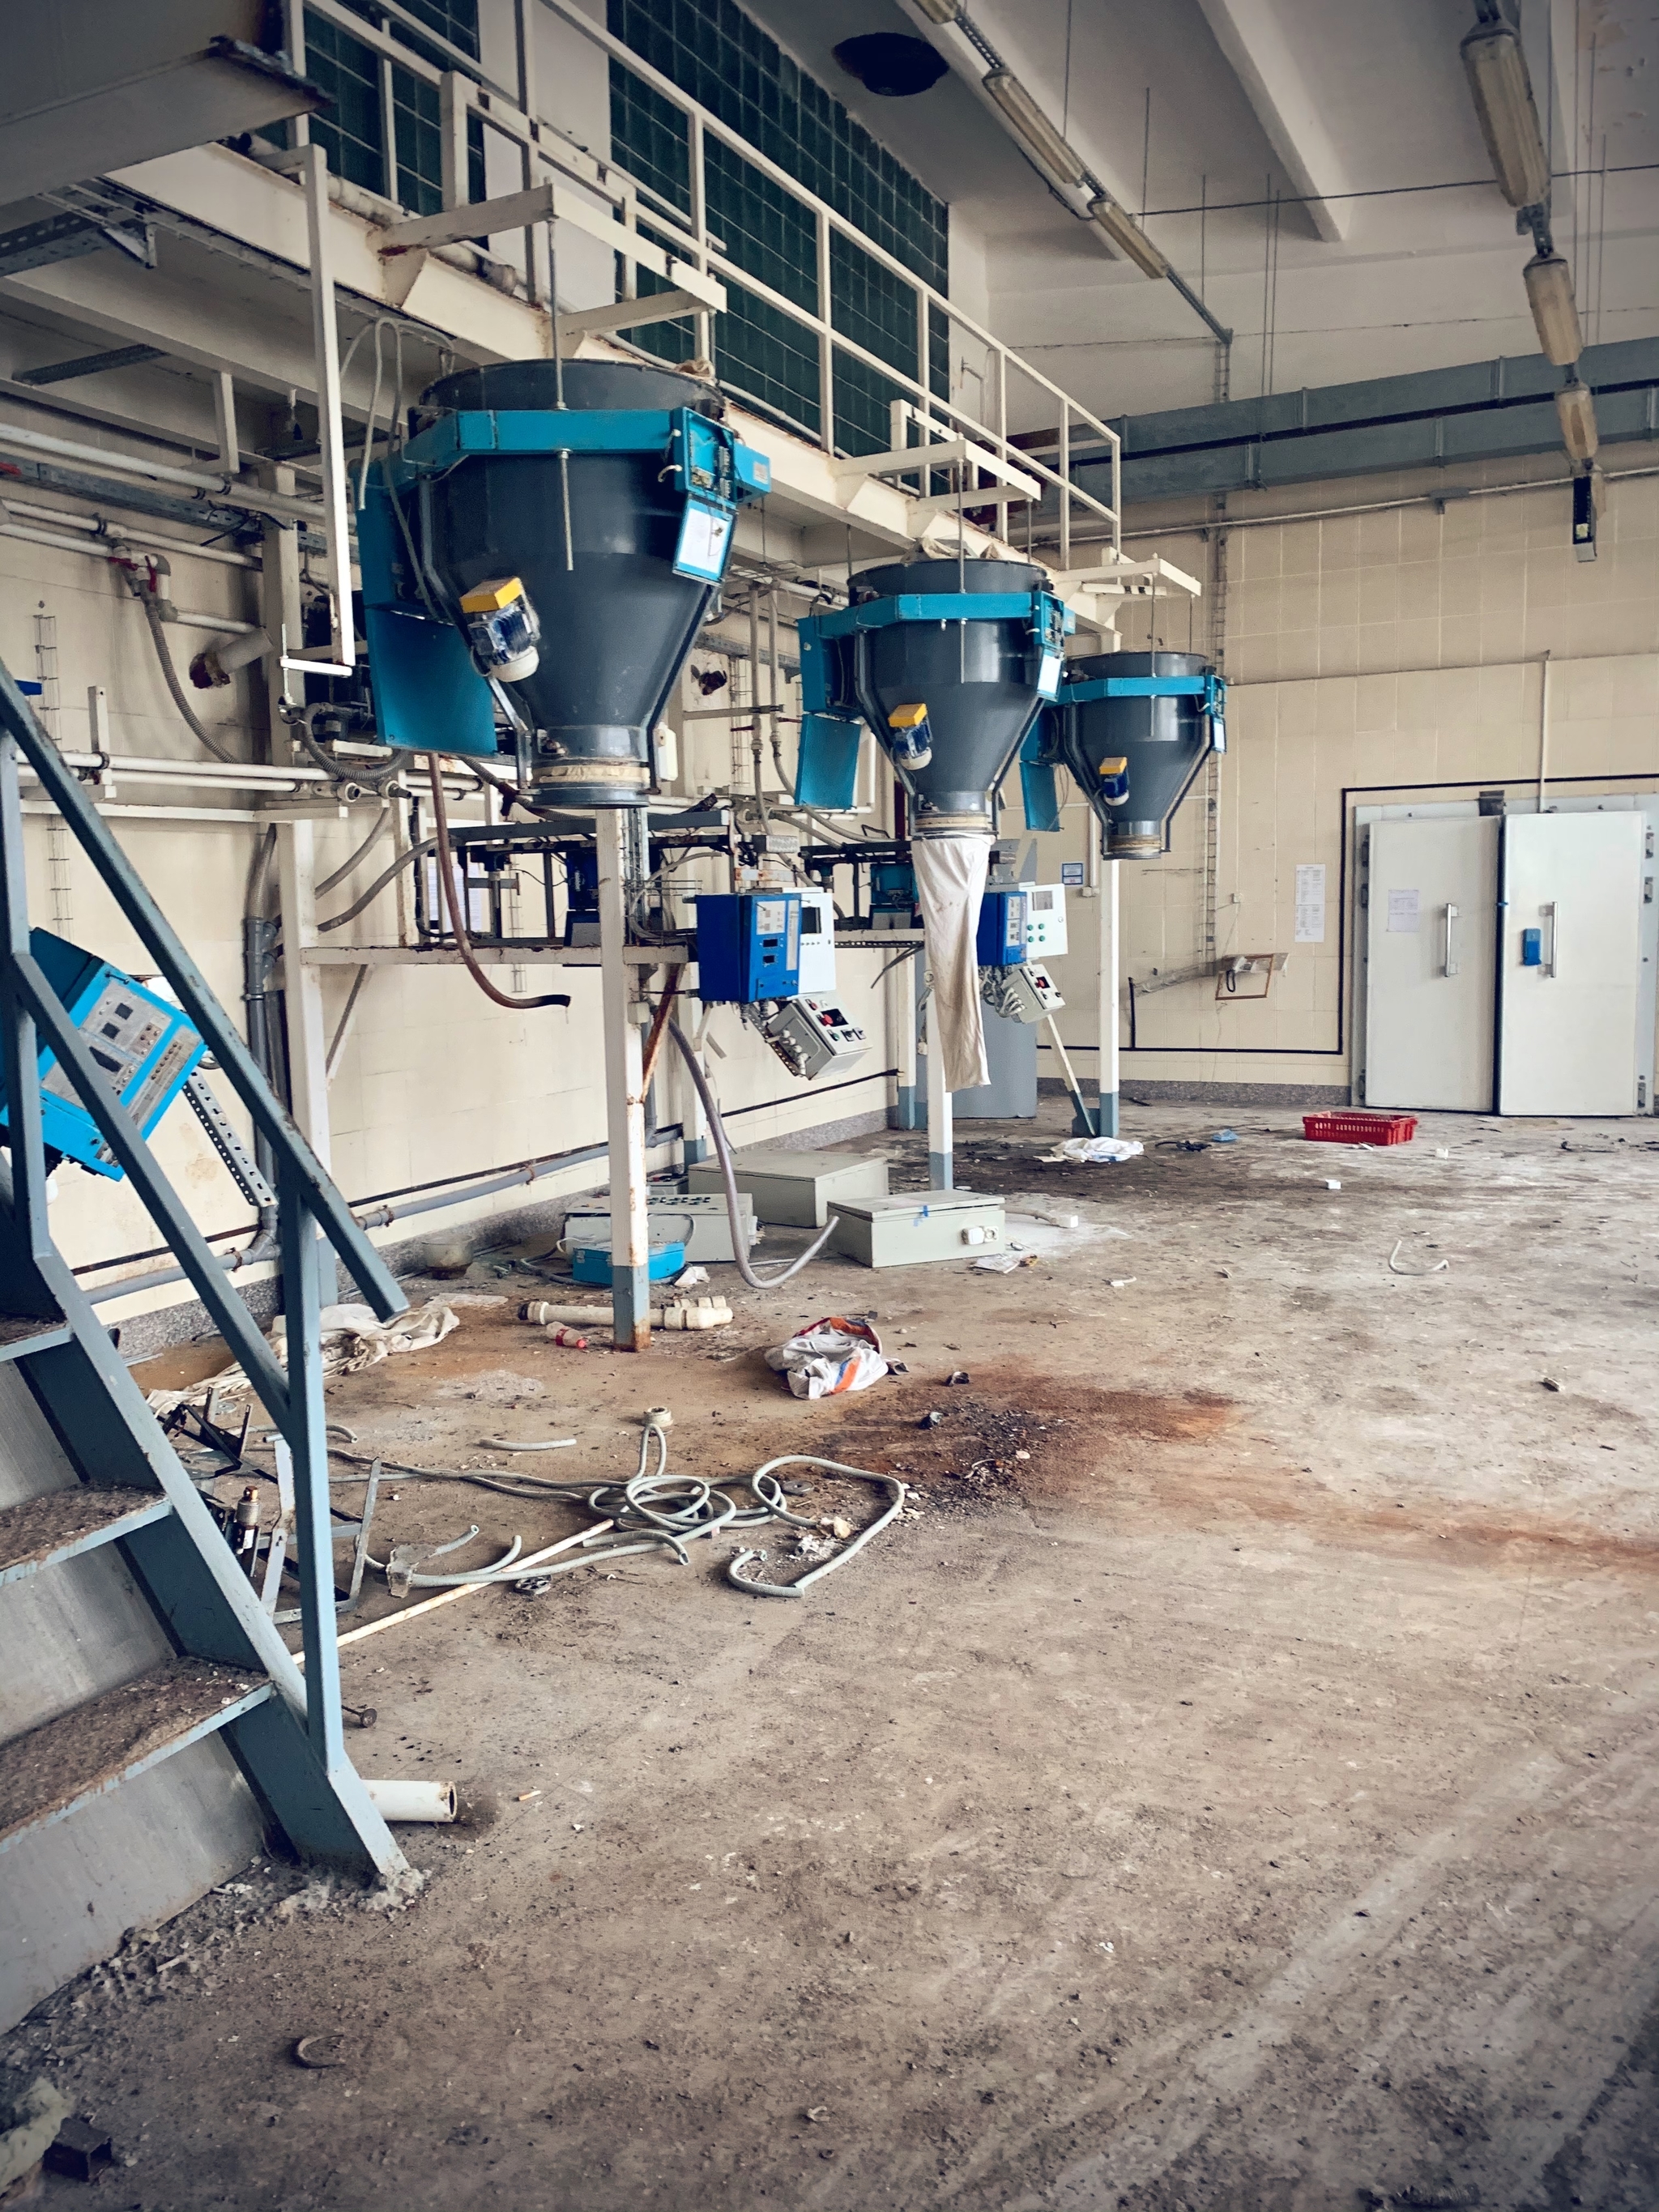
[1086,196,1168,280]
[1461,19,1550,208]
[1555,377,1598,466]
[911,0,961,19]
[982,69,1089,188]
[1524,254,1583,366]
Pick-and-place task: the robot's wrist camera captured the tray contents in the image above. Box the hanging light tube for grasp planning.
[982,69,1090,189]
[1555,377,1599,467]
[1524,254,1583,367]
[1460,16,1550,210]
[1086,196,1168,280]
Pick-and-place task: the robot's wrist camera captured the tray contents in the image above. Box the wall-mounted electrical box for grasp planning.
[976,889,1028,969]
[0,931,207,1179]
[981,963,1064,1025]
[1022,883,1068,957]
[797,897,838,994]
[761,995,868,1082]
[693,893,801,1003]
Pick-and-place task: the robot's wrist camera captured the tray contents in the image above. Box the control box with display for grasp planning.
[0,930,207,1178]
[693,892,801,1003]
[975,888,1028,969]
[1022,883,1068,957]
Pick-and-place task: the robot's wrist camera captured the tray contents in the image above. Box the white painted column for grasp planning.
[925,991,953,1189]
[1097,850,1120,1136]
[598,808,650,1350]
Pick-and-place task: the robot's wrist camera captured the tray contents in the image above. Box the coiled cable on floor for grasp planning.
[664,1018,838,1287]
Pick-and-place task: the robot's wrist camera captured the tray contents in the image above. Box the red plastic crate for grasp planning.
[1303,1111,1418,1147]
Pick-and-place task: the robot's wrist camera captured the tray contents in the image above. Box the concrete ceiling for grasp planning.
[742,0,1659,422]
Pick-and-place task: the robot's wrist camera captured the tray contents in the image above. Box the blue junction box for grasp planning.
[976,889,1028,969]
[693,892,801,1003]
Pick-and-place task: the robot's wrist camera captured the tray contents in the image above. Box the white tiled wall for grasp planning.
[1031,449,1659,1095]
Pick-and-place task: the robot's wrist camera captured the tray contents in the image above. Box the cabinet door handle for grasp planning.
[1544,900,1559,978]
[1444,901,1459,978]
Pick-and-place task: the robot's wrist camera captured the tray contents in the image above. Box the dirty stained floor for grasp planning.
[9,1101,1659,2211]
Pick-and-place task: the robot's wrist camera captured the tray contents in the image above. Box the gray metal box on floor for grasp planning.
[828,1190,1006,1268]
[562,1190,757,1264]
[687,1148,889,1227]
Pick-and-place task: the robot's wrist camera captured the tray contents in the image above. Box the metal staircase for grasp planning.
[0,659,410,1925]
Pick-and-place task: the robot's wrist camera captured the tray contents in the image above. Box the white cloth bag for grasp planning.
[912,832,992,1093]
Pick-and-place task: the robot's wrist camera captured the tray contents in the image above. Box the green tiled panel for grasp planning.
[304,11,386,196]
[609,61,692,217]
[397,0,479,57]
[830,228,918,381]
[706,137,817,314]
[833,347,911,458]
[715,279,821,437]
[608,0,946,291]
[392,66,484,217]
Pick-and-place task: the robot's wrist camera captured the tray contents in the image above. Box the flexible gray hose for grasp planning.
[130,582,238,765]
[316,803,391,897]
[318,833,436,931]
[664,1019,838,1287]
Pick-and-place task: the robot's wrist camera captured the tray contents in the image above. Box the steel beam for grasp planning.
[597,810,650,1351]
[1195,0,1350,243]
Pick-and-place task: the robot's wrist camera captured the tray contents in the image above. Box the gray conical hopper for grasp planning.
[847,558,1048,837]
[1060,650,1213,857]
[418,358,723,808]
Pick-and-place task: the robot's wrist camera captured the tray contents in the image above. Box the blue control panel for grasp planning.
[0,931,207,1178]
[976,889,1028,969]
[693,893,802,1003]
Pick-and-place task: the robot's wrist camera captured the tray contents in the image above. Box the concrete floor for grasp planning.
[9,1101,1659,2211]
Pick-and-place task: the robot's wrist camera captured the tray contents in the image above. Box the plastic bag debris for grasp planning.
[1213,1128,1239,1143]
[1038,1137,1145,1166]
[765,1316,888,1400]
[974,1251,1023,1272]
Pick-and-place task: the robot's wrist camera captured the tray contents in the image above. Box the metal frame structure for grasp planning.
[0,657,408,1881]
[290,0,1122,565]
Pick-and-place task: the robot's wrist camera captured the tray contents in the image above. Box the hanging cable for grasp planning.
[665,1019,838,1286]
[427,754,572,1011]
[315,803,391,898]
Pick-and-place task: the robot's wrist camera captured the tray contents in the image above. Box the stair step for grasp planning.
[0,1486,173,1589]
[0,1310,74,1365]
[0,1657,273,1854]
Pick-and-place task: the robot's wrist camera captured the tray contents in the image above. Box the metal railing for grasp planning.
[0,658,407,1788]
[292,0,1120,567]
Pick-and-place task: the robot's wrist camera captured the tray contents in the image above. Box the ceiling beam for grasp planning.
[1196,0,1351,243]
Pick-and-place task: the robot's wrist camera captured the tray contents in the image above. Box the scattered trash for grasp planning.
[1158,1138,1209,1154]
[340,1700,377,1730]
[1388,1239,1448,1276]
[675,1264,710,1290]
[362,1779,458,1823]
[974,1251,1023,1272]
[1108,1278,1136,1289]
[1324,1178,1342,1191]
[0,2074,69,2198]
[766,1317,888,1399]
[293,2035,352,2070]
[945,1370,970,1387]
[919,1411,945,1429]
[479,1435,578,1452]
[145,1299,460,1414]
[1541,1378,1561,1392]
[1038,1136,1145,1166]
[517,1789,543,1803]
[1213,1127,1239,1143]
[804,2107,830,2123]
[443,1292,509,1308]
[45,2118,114,2183]
[1434,1146,1451,1159]
[547,1327,590,1349]
[824,1516,855,1540]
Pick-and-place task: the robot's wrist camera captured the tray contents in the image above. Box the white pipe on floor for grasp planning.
[363,1779,458,1822]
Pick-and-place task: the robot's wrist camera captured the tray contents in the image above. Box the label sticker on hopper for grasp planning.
[674,497,735,582]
